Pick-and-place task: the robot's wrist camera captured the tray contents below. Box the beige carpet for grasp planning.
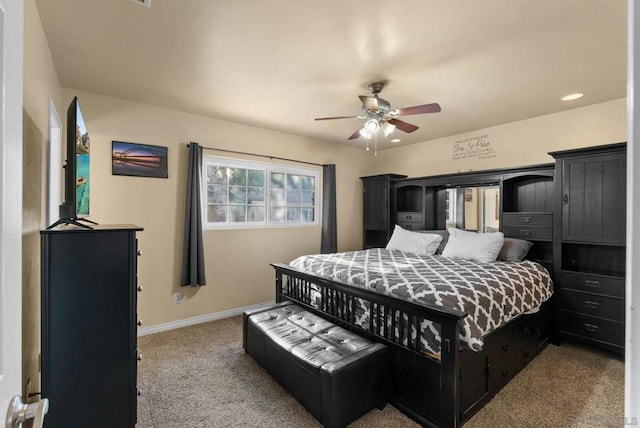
[137,316,623,427]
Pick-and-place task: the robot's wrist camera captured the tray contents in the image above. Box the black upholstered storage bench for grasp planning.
[243,302,388,428]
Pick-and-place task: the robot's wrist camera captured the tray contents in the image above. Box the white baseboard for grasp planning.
[137,300,276,337]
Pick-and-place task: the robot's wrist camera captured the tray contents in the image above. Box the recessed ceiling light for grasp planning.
[390,138,401,143]
[561,93,585,101]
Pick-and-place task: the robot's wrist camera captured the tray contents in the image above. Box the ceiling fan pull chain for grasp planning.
[374,133,378,157]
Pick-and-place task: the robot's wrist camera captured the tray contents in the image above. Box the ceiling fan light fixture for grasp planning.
[364,118,379,133]
[314,81,440,144]
[359,128,371,139]
[381,121,396,137]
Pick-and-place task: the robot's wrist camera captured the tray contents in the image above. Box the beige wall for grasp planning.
[24,0,62,127]
[370,98,627,178]
[23,0,63,400]
[63,89,374,327]
[70,91,627,331]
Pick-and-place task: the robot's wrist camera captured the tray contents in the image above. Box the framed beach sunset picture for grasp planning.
[112,141,168,178]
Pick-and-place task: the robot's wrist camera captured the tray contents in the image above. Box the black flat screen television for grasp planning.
[48,96,96,229]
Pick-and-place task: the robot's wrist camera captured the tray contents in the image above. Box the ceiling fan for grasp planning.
[315,81,441,140]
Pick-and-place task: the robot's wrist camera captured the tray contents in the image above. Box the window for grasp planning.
[203,156,319,228]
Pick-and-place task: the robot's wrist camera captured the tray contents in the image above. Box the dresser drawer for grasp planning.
[489,338,538,394]
[486,313,537,367]
[502,213,552,227]
[502,225,552,241]
[490,352,519,394]
[397,221,422,231]
[559,290,624,322]
[397,212,423,223]
[560,311,624,347]
[561,271,625,298]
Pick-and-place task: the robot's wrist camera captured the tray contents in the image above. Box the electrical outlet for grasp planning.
[174,291,183,304]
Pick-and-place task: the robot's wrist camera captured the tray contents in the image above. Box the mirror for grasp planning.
[445,185,500,232]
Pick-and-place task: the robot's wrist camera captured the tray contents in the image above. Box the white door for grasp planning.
[0,0,24,418]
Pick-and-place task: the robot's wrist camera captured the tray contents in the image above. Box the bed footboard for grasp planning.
[271,262,468,428]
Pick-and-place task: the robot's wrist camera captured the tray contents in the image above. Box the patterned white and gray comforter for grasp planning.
[289,248,553,354]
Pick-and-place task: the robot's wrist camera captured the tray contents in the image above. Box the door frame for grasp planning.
[626,0,640,421]
[0,0,25,410]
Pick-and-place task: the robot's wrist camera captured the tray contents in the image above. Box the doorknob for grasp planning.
[5,395,49,428]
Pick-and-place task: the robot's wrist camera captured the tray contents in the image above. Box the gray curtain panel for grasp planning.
[181,142,206,287]
[321,164,337,253]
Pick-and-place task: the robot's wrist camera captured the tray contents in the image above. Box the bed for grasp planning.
[271,240,554,427]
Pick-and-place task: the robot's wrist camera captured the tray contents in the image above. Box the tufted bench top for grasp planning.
[248,304,375,372]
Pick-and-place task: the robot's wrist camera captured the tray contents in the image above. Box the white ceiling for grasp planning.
[35,0,627,150]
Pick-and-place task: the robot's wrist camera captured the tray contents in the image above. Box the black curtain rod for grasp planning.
[189,143,324,167]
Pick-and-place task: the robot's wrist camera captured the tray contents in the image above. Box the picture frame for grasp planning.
[112,141,168,178]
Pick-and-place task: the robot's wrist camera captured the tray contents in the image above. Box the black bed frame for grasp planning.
[271,262,552,428]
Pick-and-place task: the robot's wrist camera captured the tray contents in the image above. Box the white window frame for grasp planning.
[202,155,320,229]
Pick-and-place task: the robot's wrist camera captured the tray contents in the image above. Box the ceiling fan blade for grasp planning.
[348,128,363,140]
[359,95,380,112]
[388,118,419,133]
[315,115,359,121]
[396,103,441,116]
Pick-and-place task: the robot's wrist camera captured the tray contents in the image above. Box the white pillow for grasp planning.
[386,225,443,256]
[441,228,504,263]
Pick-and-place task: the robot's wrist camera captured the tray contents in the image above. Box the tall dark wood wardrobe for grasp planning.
[550,143,626,355]
[41,225,143,427]
[360,174,406,248]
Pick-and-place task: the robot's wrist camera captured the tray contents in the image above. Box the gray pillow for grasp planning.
[416,230,449,254]
[497,237,534,262]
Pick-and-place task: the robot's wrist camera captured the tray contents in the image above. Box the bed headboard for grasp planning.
[388,163,556,277]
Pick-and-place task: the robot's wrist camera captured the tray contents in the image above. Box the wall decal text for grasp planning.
[452,135,496,161]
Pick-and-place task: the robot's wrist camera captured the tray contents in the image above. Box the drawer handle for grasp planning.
[406,215,412,220]
[584,301,600,310]
[519,229,532,237]
[501,368,509,377]
[524,326,531,335]
[520,216,532,224]
[523,351,531,358]
[584,280,600,289]
[502,344,509,351]
[584,323,600,333]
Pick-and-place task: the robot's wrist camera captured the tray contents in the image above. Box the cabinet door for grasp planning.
[562,153,626,244]
[363,177,389,230]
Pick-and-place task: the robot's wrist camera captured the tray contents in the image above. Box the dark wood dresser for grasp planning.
[41,224,143,427]
[550,143,626,355]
